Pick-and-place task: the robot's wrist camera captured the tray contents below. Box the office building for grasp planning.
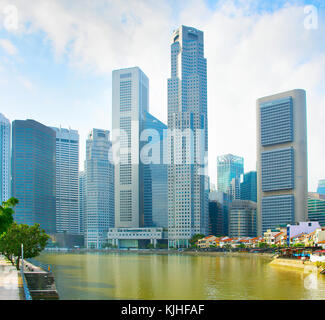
[51,127,80,235]
[217,154,244,199]
[0,114,11,203]
[85,129,114,249]
[240,171,257,203]
[11,120,56,234]
[78,171,86,235]
[229,200,257,237]
[167,26,209,248]
[317,180,325,195]
[257,89,308,235]
[308,192,325,227]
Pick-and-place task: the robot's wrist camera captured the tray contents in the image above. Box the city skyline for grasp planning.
[0,0,324,191]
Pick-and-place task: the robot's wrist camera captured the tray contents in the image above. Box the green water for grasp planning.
[37,252,325,300]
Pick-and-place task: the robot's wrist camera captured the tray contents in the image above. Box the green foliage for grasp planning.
[0,198,19,235]
[258,242,269,248]
[157,243,168,249]
[293,243,304,247]
[238,243,246,249]
[189,234,205,247]
[0,222,49,270]
[146,243,155,249]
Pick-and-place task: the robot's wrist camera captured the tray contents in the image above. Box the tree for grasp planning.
[189,234,205,247]
[258,242,269,248]
[0,198,19,235]
[0,223,50,270]
[238,243,246,249]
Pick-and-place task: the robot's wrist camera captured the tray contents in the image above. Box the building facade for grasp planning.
[112,67,149,229]
[51,127,80,235]
[217,154,244,199]
[308,192,325,227]
[0,114,11,203]
[257,89,308,235]
[317,180,325,195]
[78,171,86,235]
[167,26,209,248]
[229,200,257,237]
[240,171,257,203]
[85,129,114,249]
[12,120,56,234]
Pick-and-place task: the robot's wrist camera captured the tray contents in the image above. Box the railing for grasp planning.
[20,266,32,300]
[25,258,52,273]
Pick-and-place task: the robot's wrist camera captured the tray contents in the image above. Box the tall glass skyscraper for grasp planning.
[0,114,11,204]
[51,127,80,235]
[78,171,86,235]
[217,154,244,198]
[317,180,325,195]
[168,26,209,248]
[12,120,56,234]
[308,192,325,227]
[142,111,168,229]
[85,129,114,249]
[257,90,308,235]
[240,171,257,203]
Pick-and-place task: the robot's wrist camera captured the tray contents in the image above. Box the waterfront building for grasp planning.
[112,67,149,229]
[308,192,325,227]
[167,26,209,248]
[110,67,168,248]
[286,221,321,246]
[51,127,80,235]
[85,129,114,249]
[257,89,308,235]
[78,171,86,235]
[240,171,257,203]
[229,200,257,237]
[209,200,223,237]
[11,120,56,234]
[317,180,325,195]
[0,114,11,203]
[217,154,244,199]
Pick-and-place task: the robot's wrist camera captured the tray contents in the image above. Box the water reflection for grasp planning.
[36,253,325,300]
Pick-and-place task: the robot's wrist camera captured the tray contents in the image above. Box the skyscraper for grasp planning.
[229,200,257,237]
[257,89,308,235]
[0,114,11,204]
[12,120,56,234]
[217,154,244,198]
[85,129,114,249]
[308,192,325,227]
[142,111,168,229]
[51,127,80,235]
[240,171,257,203]
[78,171,86,235]
[167,26,209,248]
[317,180,325,195]
[112,67,149,229]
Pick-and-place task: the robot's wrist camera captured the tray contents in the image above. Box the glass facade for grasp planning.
[217,154,244,198]
[261,195,294,232]
[85,129,114,249]
[0,114,10,204]
[11,120,56,234]
[261,147,294,192]
[260,97,293,146]
[240,171,257,203]
[308,193,325,227]
[317,180,325,195]
[229,200,257,237]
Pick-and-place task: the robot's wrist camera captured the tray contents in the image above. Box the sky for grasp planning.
[0,0,324,191]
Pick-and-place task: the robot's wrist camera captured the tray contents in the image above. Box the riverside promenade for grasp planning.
[0,256,23,300]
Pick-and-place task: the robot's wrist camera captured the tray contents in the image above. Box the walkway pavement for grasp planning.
[0,256,24,300]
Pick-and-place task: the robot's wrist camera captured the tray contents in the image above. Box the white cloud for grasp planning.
[0,38,17,55]
[0,0,324,190]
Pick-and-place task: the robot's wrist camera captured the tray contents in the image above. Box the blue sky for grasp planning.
[0,0,324,191]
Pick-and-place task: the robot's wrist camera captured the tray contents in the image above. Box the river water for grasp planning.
[36,252,325,300]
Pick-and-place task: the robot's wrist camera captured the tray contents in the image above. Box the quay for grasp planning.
[0,256,24,300]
